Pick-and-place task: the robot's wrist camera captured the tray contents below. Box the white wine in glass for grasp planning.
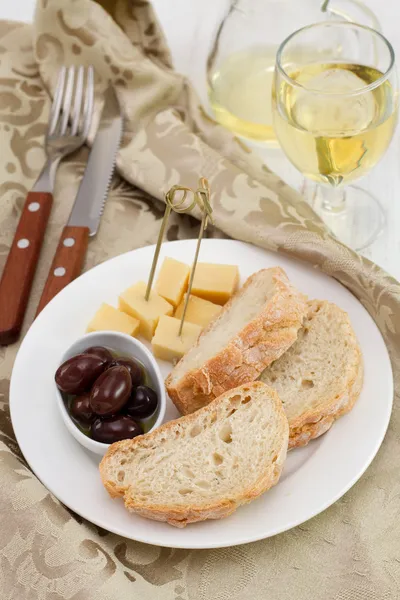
[272,23,398,250]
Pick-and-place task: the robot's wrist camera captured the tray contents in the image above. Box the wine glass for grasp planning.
[272,22,398,250]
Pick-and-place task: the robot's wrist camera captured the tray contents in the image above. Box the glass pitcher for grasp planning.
[207,0,380,145]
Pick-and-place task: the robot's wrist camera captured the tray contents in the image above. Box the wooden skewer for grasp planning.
[144,179,214,337]
[178,179,213,336]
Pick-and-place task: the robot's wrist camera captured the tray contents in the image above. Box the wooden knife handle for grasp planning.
[36,225,89,316]
[0,191,53,345]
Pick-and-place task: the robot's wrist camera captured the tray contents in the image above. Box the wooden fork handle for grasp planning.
[36,225,89,316]
[0,191,53,345]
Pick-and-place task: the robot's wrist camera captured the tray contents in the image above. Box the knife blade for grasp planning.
[35,85,123,316]
[68,85,123,235]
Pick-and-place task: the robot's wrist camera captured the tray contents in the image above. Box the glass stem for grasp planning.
[317,184,346,214]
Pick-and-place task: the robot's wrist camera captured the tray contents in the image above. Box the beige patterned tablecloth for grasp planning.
[0,2,399,598]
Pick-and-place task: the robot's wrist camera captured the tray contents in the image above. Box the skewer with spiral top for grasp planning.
[145,178,214,336]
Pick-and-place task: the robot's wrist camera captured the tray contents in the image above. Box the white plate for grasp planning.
[10,240,393,549]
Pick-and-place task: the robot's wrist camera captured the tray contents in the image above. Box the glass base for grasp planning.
[306,184,386,252]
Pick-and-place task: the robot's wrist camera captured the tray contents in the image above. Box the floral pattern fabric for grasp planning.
[0,2,399,598]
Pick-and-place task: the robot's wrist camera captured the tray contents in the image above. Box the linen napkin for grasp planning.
[0,1,399,598]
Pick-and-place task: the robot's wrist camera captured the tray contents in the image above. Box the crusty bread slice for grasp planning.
[260,300,363,449]
[166,267,307,415]
[100,382,289,528]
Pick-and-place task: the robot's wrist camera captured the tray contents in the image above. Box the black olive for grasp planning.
[90,366,132,416]
[70,393,95,425]
[83,346,113,366]
[125,385,158,419]
[109,357,144,387]
[55,354,107,394]
[91,415,143,444]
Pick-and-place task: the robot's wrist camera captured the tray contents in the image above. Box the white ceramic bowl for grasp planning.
[54,331,166,455]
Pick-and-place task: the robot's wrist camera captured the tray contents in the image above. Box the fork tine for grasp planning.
[81,66,94,141]
[60,66,75,136]
[70,66,84,136]
[48,66,66,136]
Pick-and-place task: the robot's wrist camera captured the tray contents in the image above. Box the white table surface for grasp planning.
[3,0,400,279]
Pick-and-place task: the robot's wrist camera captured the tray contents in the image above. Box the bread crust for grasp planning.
[166,268,307,415]
[260,299,364,449]
[100,382,289,527]
[288,347,363,448]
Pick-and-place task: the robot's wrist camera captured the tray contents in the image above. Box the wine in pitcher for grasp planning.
[209,45,278,143]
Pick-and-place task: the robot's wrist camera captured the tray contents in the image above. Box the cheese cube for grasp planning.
[175,294,221,329]
[152,315,201,362]
[191,263,239,305]
[119,281,173,340]
[155,257,190,307]
[87,303,140,336]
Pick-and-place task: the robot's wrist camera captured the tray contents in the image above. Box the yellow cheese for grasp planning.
[175,294,222,329]
[155,257,190,307]
[119,281,173,340]
[152,315,201,362]
[191,263,239,305]
[87,303,140,336]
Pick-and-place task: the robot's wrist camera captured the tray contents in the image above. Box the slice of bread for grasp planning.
[166,267,307,415]
[260,300,363,449]
[100,382,289,528]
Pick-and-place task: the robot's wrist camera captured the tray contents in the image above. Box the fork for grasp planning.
[0,65,94,345]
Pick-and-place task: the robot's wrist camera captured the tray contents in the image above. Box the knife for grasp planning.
[35,85,123,316]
